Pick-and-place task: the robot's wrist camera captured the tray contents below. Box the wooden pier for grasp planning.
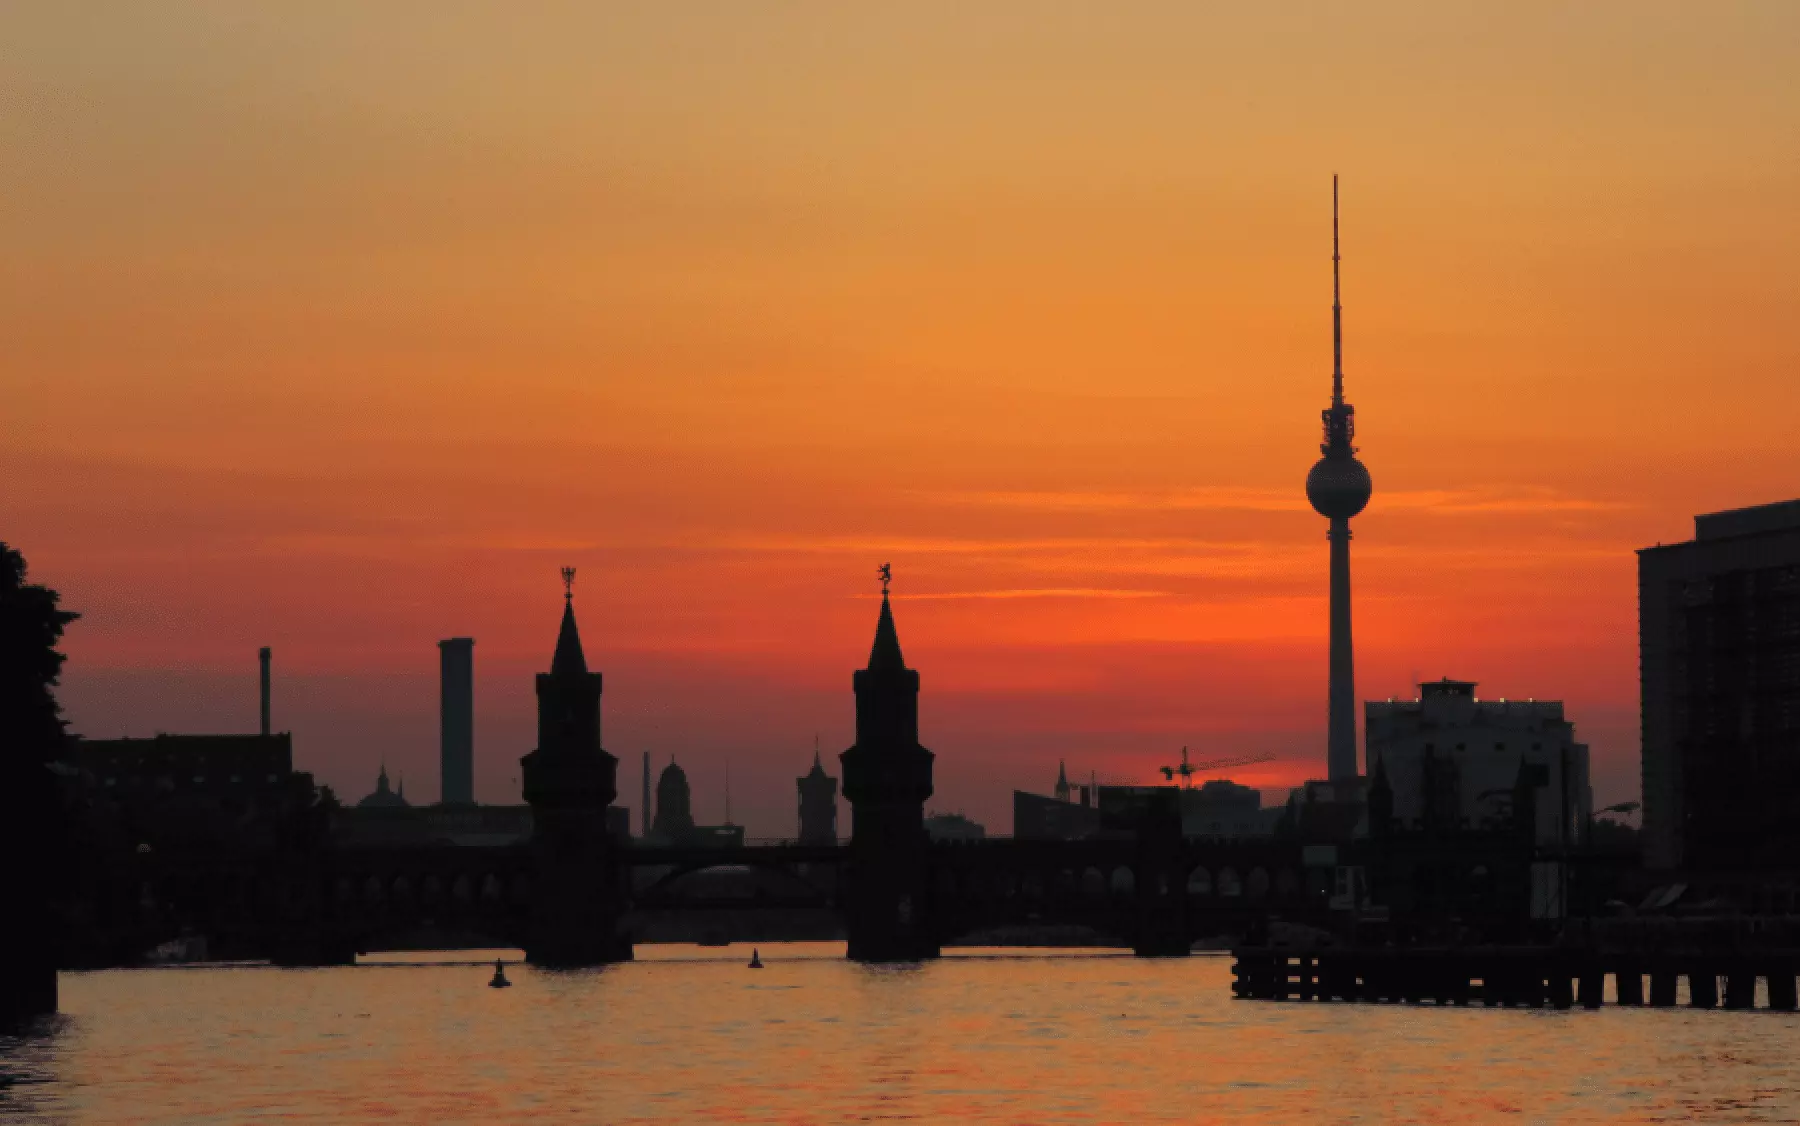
[1231,946,1800,1010]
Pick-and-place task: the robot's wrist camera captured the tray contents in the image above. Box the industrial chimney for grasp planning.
[438,638,475,805]
[258,646,271,736]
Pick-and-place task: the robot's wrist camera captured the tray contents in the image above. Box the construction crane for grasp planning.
[1158,746,1275,789]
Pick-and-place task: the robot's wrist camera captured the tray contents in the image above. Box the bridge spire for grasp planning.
[551,568,588,676]
[868,566,906,671]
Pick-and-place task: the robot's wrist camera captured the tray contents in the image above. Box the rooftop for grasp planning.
[1695,498,1800,542]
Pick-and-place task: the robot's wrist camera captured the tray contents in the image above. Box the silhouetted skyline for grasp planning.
[10,6,1800,834]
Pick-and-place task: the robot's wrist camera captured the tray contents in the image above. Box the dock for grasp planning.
[1231,945,1800,1010]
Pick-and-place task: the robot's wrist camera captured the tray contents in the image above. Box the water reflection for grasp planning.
[4,946,1800,1123]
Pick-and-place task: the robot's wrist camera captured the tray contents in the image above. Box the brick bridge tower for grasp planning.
[521,568,631,965]
[839,567,938,961]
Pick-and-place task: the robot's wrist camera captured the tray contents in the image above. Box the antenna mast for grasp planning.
[1332,174,1344,408]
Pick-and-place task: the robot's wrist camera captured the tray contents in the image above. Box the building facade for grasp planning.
[1364,679,1590,849]
[1640,499,1800,870]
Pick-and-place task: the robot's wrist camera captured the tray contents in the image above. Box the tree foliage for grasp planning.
[0,541,78,765]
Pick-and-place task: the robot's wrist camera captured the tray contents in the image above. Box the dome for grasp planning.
[653,759,694,836]
[1306,456,1373,520]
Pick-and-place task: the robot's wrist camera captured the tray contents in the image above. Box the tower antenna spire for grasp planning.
[1332,174,1344,408]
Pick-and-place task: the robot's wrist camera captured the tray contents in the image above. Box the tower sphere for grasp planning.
[1306,455,1372,520]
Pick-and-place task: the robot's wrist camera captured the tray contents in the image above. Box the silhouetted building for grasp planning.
[1304,178,1374,791]
[1180,779,1273,838]
[797,750,838,844]
[653,759,695,840]
[1054,760,1072,803]
[923,811,985,841]
[71,732,324,877]
[840,577,937,961]
[1014,789,1103,840]
[1365,679,1590,847]
[356,763,410,809]
[77,733,297,802]
[1640,499,1800,870]
[438,638,474,805]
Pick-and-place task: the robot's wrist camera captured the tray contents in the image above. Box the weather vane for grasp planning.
[561,566,576,601]
[878,562,892,595]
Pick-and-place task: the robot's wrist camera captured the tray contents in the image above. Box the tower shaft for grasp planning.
[1327,519,1357,782]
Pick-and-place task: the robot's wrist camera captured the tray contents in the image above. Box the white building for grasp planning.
[1365,679,1591,849]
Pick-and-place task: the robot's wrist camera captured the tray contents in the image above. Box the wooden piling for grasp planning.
[1650,971,1678,1007]
[1688,970,1718,1009]
[1615,968,1644,1006]
[1768,972,1798,1012]
[1724,970,1756,1010]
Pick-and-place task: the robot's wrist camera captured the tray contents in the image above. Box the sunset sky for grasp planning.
[5,3,1798,834]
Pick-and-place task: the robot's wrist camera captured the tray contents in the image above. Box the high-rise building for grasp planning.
[1640,500,1800,870]
[1364,679,1590,848]
[1304,177,1374,788]
[438,638,475,805]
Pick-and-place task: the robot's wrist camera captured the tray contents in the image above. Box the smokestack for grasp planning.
[258,647,271,736]
[438,638,475,805]
[642,751,652,838]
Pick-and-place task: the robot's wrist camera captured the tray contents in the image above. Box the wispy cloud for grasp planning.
[927,487,1305,513]
[1377,489,1633,514]
[927,485,1631,516]
[897,588,1172,601]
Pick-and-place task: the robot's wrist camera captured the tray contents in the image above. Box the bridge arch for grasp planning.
[1187,867,1212,896]
[1247,867,1270,899]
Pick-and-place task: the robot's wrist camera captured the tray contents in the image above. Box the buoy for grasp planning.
[748,949,763,969]
[489,958,512,988]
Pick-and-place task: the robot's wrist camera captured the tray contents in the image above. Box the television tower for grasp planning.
[1305,176,1373,785]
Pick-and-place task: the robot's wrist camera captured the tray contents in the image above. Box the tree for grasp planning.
[0,541,79,766]
[0,542,77,1022]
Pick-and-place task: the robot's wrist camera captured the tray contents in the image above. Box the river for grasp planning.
[3,945,1798,1123]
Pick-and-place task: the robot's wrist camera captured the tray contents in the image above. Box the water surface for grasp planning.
[4,945,1799,1123]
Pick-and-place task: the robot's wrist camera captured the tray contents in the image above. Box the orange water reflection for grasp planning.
[6,946,1800,1123]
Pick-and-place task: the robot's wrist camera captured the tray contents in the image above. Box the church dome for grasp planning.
[1306,455,1372,520]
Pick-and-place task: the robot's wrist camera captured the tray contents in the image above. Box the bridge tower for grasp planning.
[839,570,938,961]
[520,569,632,966]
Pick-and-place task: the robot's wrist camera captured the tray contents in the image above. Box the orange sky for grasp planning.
[4,4,1799,833]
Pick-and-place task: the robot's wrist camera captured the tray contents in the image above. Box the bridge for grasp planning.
[206,824,1324,964]
[70,581,1337,969]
